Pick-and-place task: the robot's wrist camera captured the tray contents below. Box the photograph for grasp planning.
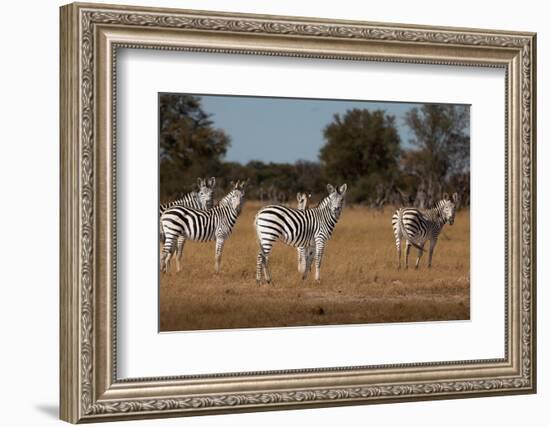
[158,93,471,332]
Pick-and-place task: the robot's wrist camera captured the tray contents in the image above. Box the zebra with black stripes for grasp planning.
[160,180,247,274]
[392,192,459,269]
[296,192,315,278]
[255,184,347,284]
[159,177,216,215]
[159,177,215,245]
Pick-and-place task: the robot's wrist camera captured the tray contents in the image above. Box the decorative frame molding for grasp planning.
[60,2,536,423]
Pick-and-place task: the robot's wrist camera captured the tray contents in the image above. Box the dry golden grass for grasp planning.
[160,202,470,331]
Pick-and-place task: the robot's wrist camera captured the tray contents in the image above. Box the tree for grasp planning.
[294,160,327,195]
[319,109,401,203]
[159,94,230,201]
[404,104,470,205]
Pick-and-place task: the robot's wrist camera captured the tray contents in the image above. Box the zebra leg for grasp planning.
[393,218,402,270]
[396,237,402,270]
[160,235,175,273]
[415,244,425,269]
[314,241,325,283]
[160,251,169,274]
[256,253,265,284]
[302,245,314,281]
[256,252,272,285]
[298,247,308,280]
[428,239,437,268]
[214,238,225,273]
[263,256,272,284]
[297,247,305,274]
[175,236,185,272]
[256,241,273,284]
[405,241,411,269]
[306,245,315,273]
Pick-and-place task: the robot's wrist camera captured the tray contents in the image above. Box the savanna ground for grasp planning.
[160,202,470,331]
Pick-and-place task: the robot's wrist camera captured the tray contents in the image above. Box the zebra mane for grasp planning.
[316,195,331,209]
[160,190,199,211]
[217,190,235,208]
[217,189,245,212]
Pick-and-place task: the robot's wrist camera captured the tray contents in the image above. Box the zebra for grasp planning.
[160,180,247,274]
[392,192,459,269]
[254,184,347,284]
[295,192,315,278]
[159,177,216,244]
[159,177,216,215]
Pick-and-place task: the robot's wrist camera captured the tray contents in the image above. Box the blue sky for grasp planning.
[199,95,423,164]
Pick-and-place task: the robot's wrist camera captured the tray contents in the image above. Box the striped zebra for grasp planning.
[159,177,215,244]
[296,192,315,278]
[160,180,247,274]
[159,177,216,215]
[392,192,459,269]
[255,184,347,284]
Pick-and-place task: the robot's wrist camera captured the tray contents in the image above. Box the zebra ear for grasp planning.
[197,177,205,188]
[442,192,450,200]
[452,192,459,203]
[233,180,240,189]
[207,177,216,188]
[327,184,336,194]
[338,184,347,194]
[297,192,303,202]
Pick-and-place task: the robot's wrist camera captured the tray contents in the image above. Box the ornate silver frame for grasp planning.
[60,2,536,423]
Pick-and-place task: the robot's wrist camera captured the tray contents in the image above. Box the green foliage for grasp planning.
[218,160,326,202]
[159,94,230,201]
[158,95,470,208]
[319,109,401,203]
[404,104,470,205]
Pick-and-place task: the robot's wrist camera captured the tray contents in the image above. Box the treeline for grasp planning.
[160,94,470,208]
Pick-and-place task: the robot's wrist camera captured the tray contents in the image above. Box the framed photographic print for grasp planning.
[60,2,537,423]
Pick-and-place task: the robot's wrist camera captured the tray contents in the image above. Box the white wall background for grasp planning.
[0,0,545,426]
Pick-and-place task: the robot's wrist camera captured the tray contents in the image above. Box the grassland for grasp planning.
[159,201,470,331]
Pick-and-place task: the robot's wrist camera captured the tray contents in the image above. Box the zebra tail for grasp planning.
[253,212,267,258]
[397,209,424,251]
[159,217,166,246]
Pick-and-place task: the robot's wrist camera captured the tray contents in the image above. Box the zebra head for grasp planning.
[441,192,459,225]
[325,184,347,219]
[221,180,247,212]
[196,177,216,209]
[296,192,311,210]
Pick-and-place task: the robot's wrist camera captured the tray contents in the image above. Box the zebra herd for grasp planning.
[159,177,459,284]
